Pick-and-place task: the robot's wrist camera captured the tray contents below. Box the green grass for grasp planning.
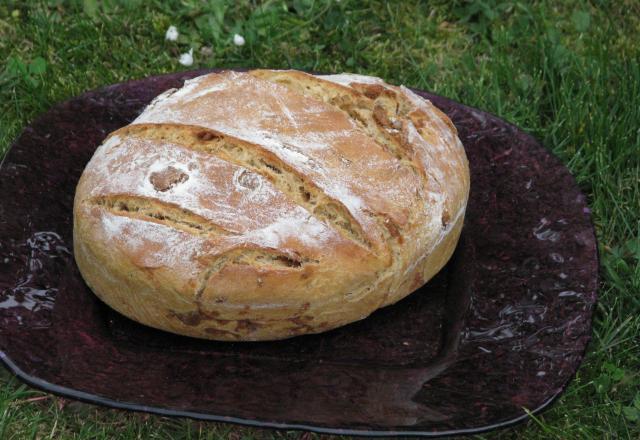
[0,0,638,438]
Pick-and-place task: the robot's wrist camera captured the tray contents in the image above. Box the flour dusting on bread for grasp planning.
[73,69,470,341]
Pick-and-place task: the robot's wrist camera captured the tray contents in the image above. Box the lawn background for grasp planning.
[0,0,638,438]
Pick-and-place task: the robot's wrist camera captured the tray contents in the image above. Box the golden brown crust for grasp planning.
[73,70,470,340]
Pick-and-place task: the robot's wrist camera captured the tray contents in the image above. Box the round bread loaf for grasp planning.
[73,70,470,341]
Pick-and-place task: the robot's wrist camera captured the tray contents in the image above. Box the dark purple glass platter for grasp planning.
[0,69,598,437]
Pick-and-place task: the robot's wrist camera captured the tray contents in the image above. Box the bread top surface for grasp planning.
[73,70,469,338]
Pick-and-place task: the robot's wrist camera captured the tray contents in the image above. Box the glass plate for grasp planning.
[0,70,598,437]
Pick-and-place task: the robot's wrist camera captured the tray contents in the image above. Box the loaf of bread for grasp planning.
[73,70,469,341]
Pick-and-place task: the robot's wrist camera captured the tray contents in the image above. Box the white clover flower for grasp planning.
[178,48,193,66]
[233,33,245,46]
[165,25,179,41]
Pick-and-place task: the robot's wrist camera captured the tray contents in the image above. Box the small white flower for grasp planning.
[233,33,245,46]
[178,48,193,66]
[165,25,179,42]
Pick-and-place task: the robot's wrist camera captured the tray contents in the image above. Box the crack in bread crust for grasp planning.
[195,247,317,299]
[112,123,372,250]
[87,194,236,237]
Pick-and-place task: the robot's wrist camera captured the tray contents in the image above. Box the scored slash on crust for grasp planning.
[111,123,372,250]
[194,248,319,300]
[86,194,237,237]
